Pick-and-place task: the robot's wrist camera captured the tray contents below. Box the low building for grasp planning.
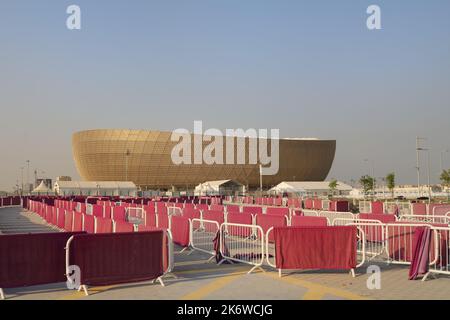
[194,180,244,196]
[54,181,137,197]
[270,181,352,197]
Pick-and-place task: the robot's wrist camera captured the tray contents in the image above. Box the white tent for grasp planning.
[270,181,352,197]
[194,180,244,196]
[31,180,55,195]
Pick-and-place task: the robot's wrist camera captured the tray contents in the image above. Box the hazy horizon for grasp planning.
[1,0,449,191]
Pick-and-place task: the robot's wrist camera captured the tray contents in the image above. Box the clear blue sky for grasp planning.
[1,0,449,190]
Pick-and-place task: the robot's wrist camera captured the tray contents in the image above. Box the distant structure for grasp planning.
[194,180,245,196]
[31,180,55,195]
[54,181,137,197]
[56,176,72,182]
[270,181,352,197]
[72,129,336,190]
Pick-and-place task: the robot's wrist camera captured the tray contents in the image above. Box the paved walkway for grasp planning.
[0,206,57,234]
[1,207,450,300]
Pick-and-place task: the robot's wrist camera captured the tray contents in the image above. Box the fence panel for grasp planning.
[425,227,450,280]
[219,223,265,274]
[190,219,220,259]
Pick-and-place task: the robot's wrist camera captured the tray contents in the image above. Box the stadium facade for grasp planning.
[72,129,336,190]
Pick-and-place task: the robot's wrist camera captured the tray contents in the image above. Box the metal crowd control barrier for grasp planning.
[318,211,355,225]
[385,223,435,265]
[302,210,319,217]
[384,201,411,216]
[189,218,220,262]
[399,215,449,225]
[343,221,385,261]
[168,206,183,217]
[265,226,366,278]
[125,206,145,224]
[358,200,371,214]
[65,229,174,295]
[423,227,450,281]
[219,222,265,274]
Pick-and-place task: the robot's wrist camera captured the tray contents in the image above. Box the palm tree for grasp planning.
[440,169,450,201]
[386,173,395,199]
[328,179,338,198]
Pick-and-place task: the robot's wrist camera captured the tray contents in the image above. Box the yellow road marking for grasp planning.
[180,271,247,300]
[302,290,325,300]
[59,285,116,300]
[59,265,247,300]
[263,272,369,300]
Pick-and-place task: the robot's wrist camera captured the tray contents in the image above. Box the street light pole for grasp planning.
[416,137,427,197]
[259,164,263,196]
[26,160,30,194]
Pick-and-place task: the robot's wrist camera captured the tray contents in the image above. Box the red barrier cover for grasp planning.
[57,209,66,229]
[95,217,113,233]
[256,214,287,241]
[73,212,83,232]
[170,216,190,247]
[291,216,328,227]
[242,206,262,215]
[156,213,169,229]
[0,232,83,288]
[371,201,384,214]
[226,204,240,213]
[273,226,357,270]
[202,211,225,225]
[266,207,289,216]
[114,220,135,233]
[409,227,432,280]
[112,206,126,221]
[68,232,164,286]
[83,214,95,233]
[145,212,157,227]
[64,211,74,231]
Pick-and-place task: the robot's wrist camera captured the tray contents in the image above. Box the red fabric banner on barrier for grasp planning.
[273,226,357,270]
[170,216,190,247]
[83,214,95,233]
[68,232,165,286]
[291,216,328,227]
[0,232,83,288]
[114,220,135,233]
[266,207,289,216]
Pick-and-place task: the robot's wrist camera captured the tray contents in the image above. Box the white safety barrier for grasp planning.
[265,226,366,277]
[384,201,411,216]
[385,223,434,265]
[423,227,450,281]
[318,211,355,225]
[302,210,319,217]
[399,215,449,225]
[358,200,371,214]
[219,222,265,274]
[432,205,450,216]
[343,221,385,261]
[189,218,220,261]
[125,207,145,224]
[322,200,330,211]
[168,206,183,217]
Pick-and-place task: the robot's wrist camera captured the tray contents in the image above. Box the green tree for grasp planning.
[359,175,375,197]
[386,173,395,198]
[328,179,338,198]
[440,169,450,200]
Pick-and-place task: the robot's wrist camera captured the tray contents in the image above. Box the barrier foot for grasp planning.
[279,269,282,278]
[82,285,89,296]
[248,265,265,275]
[350,269,356,278]
[0,288,5,300]
[157,277,165,287]
[180,247,191,254]
[206,256,216,263]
